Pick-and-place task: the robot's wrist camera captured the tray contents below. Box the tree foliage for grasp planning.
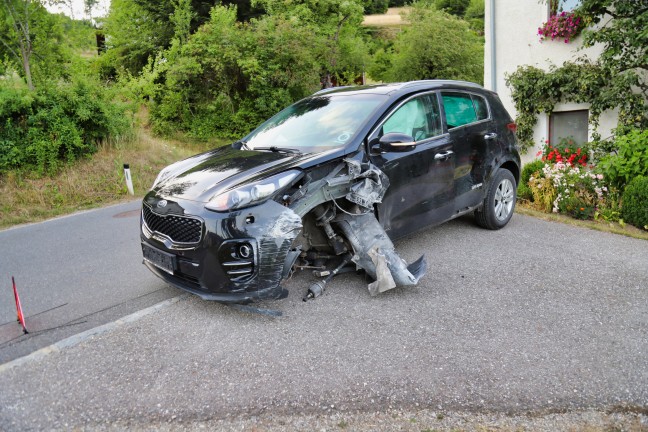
[464,0,484,34]
[364,0,388,14]
[0,76,132,173]
[0,0,71,90]
[0,2,134,173]
[138,4,367,138]
[100,0,265,75]
[370,3,483,83]
[434,0,469,16]
[578,0,648,100]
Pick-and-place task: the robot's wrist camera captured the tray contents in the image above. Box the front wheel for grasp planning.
[475,169,517,230]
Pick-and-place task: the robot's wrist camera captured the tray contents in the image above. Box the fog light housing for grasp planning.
[219,240,256,282]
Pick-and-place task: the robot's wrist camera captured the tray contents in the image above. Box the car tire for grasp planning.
[475,168,517,230]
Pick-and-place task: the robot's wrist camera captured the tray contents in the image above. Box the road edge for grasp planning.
[0,294,187,374]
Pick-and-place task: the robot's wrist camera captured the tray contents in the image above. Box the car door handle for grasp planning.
[434,151,454,160]
[484,132,498,140]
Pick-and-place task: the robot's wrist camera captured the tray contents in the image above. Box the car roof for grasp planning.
[313,80,486,98]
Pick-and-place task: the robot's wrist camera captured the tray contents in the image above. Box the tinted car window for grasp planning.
[472,94,489,120]
[381,94,442,141]
[441,92,478,128]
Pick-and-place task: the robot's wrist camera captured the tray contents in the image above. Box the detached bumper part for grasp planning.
[335,212,427,296]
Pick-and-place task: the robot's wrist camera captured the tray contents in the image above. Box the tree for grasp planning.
[434,0,470,17]
[364,0,388,14]
[252,0,367,83]
[372,3,483,83]
[464,0,484,34]
[101,0,264,75]
[100,0,165,75]
[138,1,370,138]
[0,0,69,90]
[0,0,38,90]
[577,0,648,102]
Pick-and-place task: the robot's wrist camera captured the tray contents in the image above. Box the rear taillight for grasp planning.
[506,122,517,133]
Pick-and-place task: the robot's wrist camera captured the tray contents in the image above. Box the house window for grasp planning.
[550,0,580,14]
[549,110,588,146]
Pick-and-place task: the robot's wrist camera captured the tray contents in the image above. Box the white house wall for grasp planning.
[484,0,619,163]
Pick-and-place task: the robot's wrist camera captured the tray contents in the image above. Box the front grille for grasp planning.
[143,204,203,244]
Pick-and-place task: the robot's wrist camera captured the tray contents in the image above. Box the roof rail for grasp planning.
[400,79,483,89]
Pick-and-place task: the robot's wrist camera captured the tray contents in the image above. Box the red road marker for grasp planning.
[12,276,28,334]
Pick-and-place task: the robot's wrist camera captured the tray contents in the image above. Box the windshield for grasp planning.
[244,94,387,153]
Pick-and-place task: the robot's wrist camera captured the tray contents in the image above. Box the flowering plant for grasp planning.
[538,11,583,43]
[536,138,588,167]
[529,162,608,219]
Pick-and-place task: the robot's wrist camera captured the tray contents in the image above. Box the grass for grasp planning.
[0,123,227,230]
[516,203,648,241]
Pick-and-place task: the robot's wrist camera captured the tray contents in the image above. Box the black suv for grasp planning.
[141,80,520,302]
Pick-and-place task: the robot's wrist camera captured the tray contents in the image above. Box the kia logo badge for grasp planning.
[157,200,168,209]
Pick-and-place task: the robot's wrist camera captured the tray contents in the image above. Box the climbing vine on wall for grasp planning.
[506,0,648,154]
[505,60,645,153]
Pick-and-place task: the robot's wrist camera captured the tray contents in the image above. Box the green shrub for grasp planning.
[598,129,648,188]
[0,79,132,174]
[518,159,546,201]
[144,5,363,139]
[622,176,648,229]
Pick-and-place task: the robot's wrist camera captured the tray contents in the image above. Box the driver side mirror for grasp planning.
[377,132,416,152]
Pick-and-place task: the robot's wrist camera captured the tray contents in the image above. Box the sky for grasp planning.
[46,0,111,20]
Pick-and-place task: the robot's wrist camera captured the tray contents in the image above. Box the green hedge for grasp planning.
[622,176,648,229]
[0,80,131,174]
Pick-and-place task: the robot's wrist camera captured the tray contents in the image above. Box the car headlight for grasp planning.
[205,170,301,212]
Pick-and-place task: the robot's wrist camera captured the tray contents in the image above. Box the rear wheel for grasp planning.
[475,168,516,230]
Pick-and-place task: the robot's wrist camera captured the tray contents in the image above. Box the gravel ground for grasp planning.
[0,214,647,430]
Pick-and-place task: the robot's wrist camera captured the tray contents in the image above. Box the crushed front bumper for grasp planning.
[140,195,302,302]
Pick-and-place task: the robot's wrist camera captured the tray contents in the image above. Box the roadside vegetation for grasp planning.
[1,0,644,236]
[0,121,222,229]
[0,0,483,229]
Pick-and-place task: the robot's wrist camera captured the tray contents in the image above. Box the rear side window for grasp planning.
[441,92,489,128]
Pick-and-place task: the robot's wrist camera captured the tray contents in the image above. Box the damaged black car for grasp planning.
[141,80,521,302]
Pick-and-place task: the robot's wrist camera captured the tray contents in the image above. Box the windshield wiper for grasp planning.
[254,146,302,154]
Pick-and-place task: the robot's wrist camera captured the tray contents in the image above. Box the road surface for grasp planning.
[0,212,647,430]
[0,201,178,363]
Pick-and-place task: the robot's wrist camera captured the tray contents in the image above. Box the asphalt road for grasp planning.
[0,200,178,364]
[0,212,647,430]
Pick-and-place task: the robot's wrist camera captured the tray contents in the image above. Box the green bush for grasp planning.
[0,79,132,174]
[518,159,546,201]
[622,176,648,229]
[598,129,648,188]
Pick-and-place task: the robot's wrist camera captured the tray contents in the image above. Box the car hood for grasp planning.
[152,146,333,202]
